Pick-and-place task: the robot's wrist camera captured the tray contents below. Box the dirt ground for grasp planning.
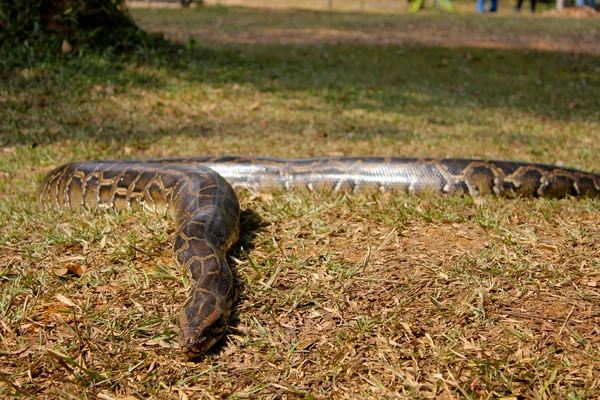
[128,2,600,55]
[159,26,600,55]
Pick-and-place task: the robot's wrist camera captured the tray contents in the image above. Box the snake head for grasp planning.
[178,303,229,357]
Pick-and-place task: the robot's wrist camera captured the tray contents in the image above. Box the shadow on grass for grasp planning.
[1,14,599,148]
[195,207,264,358]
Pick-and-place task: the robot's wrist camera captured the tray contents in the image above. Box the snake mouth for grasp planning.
[179,302,230,357]
[179,311,229,357]
[180,336,218,357]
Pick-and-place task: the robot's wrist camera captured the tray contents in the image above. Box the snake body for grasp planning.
[39,156,600,355]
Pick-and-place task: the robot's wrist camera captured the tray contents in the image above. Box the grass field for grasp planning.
[1,4,600,399]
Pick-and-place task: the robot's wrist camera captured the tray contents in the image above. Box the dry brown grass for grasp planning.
[2,193,599,398]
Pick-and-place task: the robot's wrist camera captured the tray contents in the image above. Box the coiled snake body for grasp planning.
[40,156,600,356]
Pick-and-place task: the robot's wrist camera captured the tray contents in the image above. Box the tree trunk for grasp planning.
[1,0,145,49]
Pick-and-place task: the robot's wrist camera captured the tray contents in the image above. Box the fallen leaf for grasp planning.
[461,209,476,217]
[98,392,140,400]
[61,39,73,54]
[250,193,274,203]
[144,339,173,348]
[66,263,86,277]
[295,337,317,351]
[53,268,69,276]
[56,294,76,307]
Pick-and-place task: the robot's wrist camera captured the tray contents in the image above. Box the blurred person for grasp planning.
[575,0,596,8]
[515,0,536,12]
[476,0,498,13]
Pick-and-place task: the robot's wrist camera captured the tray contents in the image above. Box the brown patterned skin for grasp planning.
[40,162,240,356]
[39,157,600,356]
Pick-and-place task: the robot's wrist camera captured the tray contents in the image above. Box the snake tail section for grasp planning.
[119,156,600,198]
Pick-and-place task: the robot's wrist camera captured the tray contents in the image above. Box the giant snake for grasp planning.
[39,156,600,356]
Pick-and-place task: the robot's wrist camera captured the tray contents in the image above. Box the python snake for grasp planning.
[39,156,600,356]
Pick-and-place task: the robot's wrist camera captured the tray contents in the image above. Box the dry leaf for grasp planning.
[98,392,140,400]
[295,337,317,351]
[144,339,173,348]
[248,102,260,111]
[461,209,476,217]
[61,39,73,54]
[94,282,122,293]
[53,268,69,276]
[66,263,86,277]
[512,213,520,224]
[55,294,76,307]
[249,193,274,203]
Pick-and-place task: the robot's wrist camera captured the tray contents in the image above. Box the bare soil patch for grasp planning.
[156,26,600,55]
[541,5,598,17]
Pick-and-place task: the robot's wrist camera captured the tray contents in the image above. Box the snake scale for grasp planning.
[40,156,600,356]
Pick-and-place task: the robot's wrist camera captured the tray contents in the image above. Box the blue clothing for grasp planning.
[476,0,498,12]
[575,0,595,8]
